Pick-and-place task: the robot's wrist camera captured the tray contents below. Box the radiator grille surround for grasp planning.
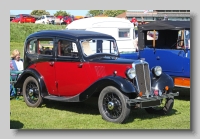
[133,60,151,96]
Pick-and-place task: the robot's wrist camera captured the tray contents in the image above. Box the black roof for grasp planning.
[26,30,115,40]
[138,21,190,30]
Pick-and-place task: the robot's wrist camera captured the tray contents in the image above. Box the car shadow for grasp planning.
[173,87,190,101]
[42,97,180,124]
[125,108,178,124]
[10,120,24,129]
[42,97,100,115]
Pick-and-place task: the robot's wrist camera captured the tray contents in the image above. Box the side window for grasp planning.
[147,31,159,40]
[27,40,37,54]
[38,38,54,56]
[118,29,130,38]
[57,39,79,58]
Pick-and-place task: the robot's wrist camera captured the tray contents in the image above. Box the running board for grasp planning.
[43,94,80,102]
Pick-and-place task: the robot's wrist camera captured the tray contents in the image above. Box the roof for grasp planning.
[138,21,190,30]
[115,12,127,18]
[26,30,115,40]
[66,17,133,29]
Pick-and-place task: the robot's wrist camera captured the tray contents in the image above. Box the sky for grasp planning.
[10,10,151,16]
[10,10,89,16]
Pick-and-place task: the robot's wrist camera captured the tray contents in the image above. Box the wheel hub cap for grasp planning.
[108,102,114,110]
[28,89,34,96]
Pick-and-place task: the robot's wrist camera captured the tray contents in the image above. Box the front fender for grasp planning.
[79,75,137,101]
[14,69,48,97]
[151,73,174,92]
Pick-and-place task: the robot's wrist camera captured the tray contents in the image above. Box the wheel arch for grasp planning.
[79,76,138,101]
[14,69,48,97]
[151,72,174,92]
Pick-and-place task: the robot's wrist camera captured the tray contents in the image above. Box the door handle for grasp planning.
[49,61,54,66]
[156,56,160,60]
[78,63,83,68]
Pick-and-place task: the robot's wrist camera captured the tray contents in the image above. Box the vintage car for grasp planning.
[14,30,179,123]
[120,21,190,88]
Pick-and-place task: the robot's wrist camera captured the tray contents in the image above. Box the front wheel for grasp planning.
[22,76,43,107]
[98,86,130,123]
[145,98,174,115]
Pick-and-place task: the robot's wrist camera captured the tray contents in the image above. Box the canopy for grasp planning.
[138,21,190,30]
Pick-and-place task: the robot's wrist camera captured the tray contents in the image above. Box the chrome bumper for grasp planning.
[126,92,179,104]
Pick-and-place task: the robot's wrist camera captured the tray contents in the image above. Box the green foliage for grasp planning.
[87,10,104,17]
[53,10,70,16]
[30,10,50,16]
[10,23,66,43]
[103,10,126,17]
[87,10,126,17]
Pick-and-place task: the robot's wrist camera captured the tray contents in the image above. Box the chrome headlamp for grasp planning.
[152,66,162,77]
[126,68,136,79]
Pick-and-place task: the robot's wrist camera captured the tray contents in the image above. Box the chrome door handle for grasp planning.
[49,61,54,66]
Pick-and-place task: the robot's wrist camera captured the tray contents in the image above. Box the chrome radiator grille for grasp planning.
[135,63,151,95]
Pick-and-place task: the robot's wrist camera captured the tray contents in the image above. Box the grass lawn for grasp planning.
[10,92,190,129]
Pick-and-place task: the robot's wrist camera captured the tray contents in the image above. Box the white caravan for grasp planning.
[66,17,136,52]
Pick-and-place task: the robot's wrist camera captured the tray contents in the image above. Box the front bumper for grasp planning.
[126,92,179,106]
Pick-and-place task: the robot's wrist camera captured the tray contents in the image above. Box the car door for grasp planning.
[54,38,90,97]
[31,37,58,95]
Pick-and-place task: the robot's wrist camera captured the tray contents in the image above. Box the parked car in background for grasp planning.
[11,14,36,23]
[61,16,73,25]
[120,21,190,88]
[14,30,179,124]
[35,15,55,24]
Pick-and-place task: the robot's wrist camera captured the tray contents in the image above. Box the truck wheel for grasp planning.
[22,76,43,107]
[98,86,130,123]
[145,98,174,115]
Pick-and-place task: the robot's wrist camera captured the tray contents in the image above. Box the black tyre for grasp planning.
[98,86,130,123]
[145,98,174,115]
[22,76,43,107]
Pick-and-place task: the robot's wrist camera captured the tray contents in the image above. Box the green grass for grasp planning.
[10,94,190,129]
[10,23,66,42]
[10,42,24,57]
[10,23,66,57]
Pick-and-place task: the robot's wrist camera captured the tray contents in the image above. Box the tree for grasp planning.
[103,10,126,17]
[53,10,70,16]
[30,10,50,16]
[87,10,104,17]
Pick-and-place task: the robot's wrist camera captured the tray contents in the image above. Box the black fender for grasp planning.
[14,69,48,97]
[151,72,174,92]
[79,75,137,101]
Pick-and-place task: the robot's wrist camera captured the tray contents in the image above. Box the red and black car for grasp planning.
[14,30,179,123]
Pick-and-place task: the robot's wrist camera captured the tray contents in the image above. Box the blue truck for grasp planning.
[120,21,190,88]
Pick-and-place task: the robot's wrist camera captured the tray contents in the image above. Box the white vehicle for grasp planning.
[66,17,136,52]
[35,15,55,24]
